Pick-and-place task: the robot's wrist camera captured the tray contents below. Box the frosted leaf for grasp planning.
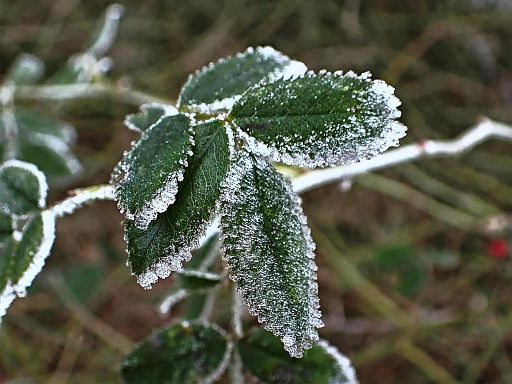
[124,103,178,134]
[178,46,307,108]
[124,121,231,289]
[238,329,358,384]
[112,114,194,230]
[0,160,47,216]
[121,321,233,384]
[230,70,407,168]
[0,211,56,322]
[5,53,44,86]
[0,211,13,242]
[220,151,323,358]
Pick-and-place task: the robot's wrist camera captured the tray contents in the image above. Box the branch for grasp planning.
[14,83,170,106]
[292,118,512,194]
[49,184,114,217]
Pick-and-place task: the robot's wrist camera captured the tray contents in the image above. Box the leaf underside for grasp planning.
[238,329,358,384]
[230,71,406,168]
[178,46,307,108]
[125,120,231,289]
[121,321,230,384]
[220,151,322,358]
[112,113,193,230]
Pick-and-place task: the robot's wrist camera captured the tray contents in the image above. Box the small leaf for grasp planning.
[178,46,307,110]
[5,54,44,85]
[0,160,47,216]
[238,329,358,384]
[121,321,232,384]
[0,211,56,320]
[0,212,12,242]
[124,103,178,133]
[230,71,407,168]
[112,114,194,230]
[220,151,322,358]
[124,121,231,288]
[178,270,222,290]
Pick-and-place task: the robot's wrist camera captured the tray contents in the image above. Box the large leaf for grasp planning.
[112,114,194,230]
[0,108,81,179]
[0,211,56,321]
[121,321,231,384]
[125,121,231,288]
[230,71,407,168]
[124,103,178,134]
[178,46,307,110]
[220,151,322,358]
[238,329,358,384]
[0,160,47,216]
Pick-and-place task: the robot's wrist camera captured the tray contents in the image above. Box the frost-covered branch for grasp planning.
[14,84,169,106]
[49,184,114,217]
[293,118,512,194]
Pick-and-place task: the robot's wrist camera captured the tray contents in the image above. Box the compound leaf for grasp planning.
[125,121,231,289]
[178,46,307,110]
[238,329,358,384]
[230,71,406,168]
[124,103,178,134]
[0,160,47,216]
[112,114,194,230]
[220,151,322,358]
[121,321,231,384]
[0,211,56,321]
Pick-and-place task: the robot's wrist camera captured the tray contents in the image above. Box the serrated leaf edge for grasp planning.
[219,152,323,358]
[232,70,407,168]
[177,46,307,109]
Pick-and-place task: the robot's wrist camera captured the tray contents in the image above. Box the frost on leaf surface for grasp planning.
[121,321,232,384]
[239,329,358,384]
[0,160,47,216]
[112,114,194,230]
[220,151,322,358]
[178,46,307,110]
[125,121,231,289]
[230,71,407,168]
[0,108,81,179]
[0,211,56,321]
[124,103,178,134]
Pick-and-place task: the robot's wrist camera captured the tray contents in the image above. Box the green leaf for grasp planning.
[5,54,44,85]
[230,71,407,168]
[0,211,56,320]
[238,329,358,384]
[0,212,12,243]
[0,160,47,216]
[112,114,194,230]
[220,151,322,358]
[124,121,231,288]
[178,46,307,109]
[0,108,81,179]
[121,321,231,384]
[124,103,177,133]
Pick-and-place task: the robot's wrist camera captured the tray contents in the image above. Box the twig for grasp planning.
[14,83,170,106]
[293,118,512,194]
[49,184,114,217]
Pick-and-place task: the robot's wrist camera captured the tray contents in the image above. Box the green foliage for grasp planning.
[238,329,357,384]
[220,151,322,358]
[178,46,306,108]
[121,321,231,384]
[124,103,176,133]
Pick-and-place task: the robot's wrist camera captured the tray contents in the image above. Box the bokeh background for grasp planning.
[1,0,512,382]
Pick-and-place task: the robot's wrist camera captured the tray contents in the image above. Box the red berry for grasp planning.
[487,239,509,260]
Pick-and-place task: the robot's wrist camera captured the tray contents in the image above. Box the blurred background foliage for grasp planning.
[1,0,512,382]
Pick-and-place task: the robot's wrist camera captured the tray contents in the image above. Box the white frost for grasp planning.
[124,103,178,134]
[0,284,16,322]
[317,340,359,384]
[50,185,114,217]
[158,288,189,314]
